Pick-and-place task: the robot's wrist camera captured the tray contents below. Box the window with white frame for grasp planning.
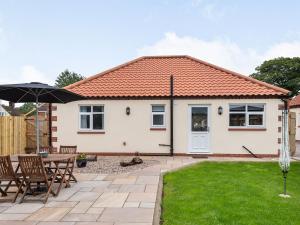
[151,105,165,127]
[229,104,265,127]
[79,105,104,130]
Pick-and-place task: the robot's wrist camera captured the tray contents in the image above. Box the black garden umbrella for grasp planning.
[0,82,85,153]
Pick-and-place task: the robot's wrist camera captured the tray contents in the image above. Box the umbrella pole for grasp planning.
[36,97,40,154]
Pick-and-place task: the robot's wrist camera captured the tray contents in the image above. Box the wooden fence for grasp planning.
[25,115,49,151]
[0,116,26,155]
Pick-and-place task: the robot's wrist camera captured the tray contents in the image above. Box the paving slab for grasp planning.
[0,221,37,225]
[75,222,113,225]
[0,207,9,213]
[94,175,108,181]
[77,181,111,188]
[135,176,159,185]
[118,184,145,193]
[112,176,137,185]
[0,213,30,220]
[93,193,128,208]
[26,208,70,222]
[139,202,155,208]
[3,203,43,214]
[98,208,154,223]
[68,192,101,202]
[45,202,78,208]
[37,222,75,225]
[145,184,158,193]
[62,213,100,222]
[127,193,156,203]
[123,202,140,208]
[70,202,93,214]
[115,223,152,225]
[86,207,104,214]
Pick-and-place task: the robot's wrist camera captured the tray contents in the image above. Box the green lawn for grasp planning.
[162,162,300,225]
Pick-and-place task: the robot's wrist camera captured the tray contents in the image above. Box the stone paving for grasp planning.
[0,156,205,225]
[0,156,275,225]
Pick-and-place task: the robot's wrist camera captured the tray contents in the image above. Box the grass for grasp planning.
[162,162,300,225]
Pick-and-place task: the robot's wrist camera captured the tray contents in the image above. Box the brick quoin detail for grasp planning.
[278,115,282,122]
[278,127,281,133]
[51,126,57,132]
[278,104,284,110]
[51,116,57,121]
[52,137,57,142]
[278,138,281,144]
[51,105,57,111]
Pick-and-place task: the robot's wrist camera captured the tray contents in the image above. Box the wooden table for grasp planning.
[11,154,77,196]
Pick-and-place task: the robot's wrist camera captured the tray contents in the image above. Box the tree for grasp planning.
[55,69,85,88]
[19,102,35,114]
[250,57,300,97]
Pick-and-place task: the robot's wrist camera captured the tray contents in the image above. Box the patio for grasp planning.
[0,156,205,225]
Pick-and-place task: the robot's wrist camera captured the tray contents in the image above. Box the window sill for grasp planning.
[228,128,266,131]
[150,128,167,131]
[77,131,105,134]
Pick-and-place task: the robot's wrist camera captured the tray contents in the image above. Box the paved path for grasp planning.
[0,156,276,225]
[0,156,205,225]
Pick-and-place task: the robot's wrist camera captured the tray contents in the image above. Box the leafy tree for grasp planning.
[55,69,85,88]
[250,57,300,96]
[19,102,35,114]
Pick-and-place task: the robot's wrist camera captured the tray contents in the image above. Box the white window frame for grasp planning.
[229,103,265,128]
[79,105,104,131]
[151,104,166,128]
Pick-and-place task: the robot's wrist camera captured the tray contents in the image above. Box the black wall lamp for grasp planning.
[218,106,223,115]
[126,107,130,115]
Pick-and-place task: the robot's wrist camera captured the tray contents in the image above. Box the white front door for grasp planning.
[188,105,210,153]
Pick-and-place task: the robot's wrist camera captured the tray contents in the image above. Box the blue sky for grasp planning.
[0,0,300,85]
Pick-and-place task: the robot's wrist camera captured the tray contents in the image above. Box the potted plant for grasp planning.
[76,153,87,168]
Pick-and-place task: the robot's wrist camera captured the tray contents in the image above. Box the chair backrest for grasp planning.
[0,155,16,181]
[40,146,55,154]
[60,146,77,154]
[18,155,47,181]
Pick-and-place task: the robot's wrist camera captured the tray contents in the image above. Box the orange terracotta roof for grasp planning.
[66,55,290,98]
[289,94,300,108]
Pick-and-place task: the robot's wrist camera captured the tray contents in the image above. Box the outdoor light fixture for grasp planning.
[126,107,130,115]
[218,106,223,115]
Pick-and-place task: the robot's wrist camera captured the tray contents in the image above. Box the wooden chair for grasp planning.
[17,155,56,203]
[59,145,77,183]
[0,155,22,202]
[40,146,56,154]
[40,146,56,170]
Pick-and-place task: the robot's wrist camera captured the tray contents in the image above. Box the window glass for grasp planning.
[229,105,246,112]
[93,114,104,130]
[80,115,90,129]
[229,114,246,126]
[152,105,165,112]
[248,104,264,112]
[79,105,104,130]
[249,114,263,125]
[191,107,208,131]
[153,114,164,126]
[93,106,104,112]
[80,106,91,112]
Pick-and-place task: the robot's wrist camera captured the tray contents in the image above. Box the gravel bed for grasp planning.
[74,156,160,174]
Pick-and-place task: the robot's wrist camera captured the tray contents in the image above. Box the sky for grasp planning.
[0,0,300,85]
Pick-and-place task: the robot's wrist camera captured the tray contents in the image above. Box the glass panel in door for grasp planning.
[191,107,208,132]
